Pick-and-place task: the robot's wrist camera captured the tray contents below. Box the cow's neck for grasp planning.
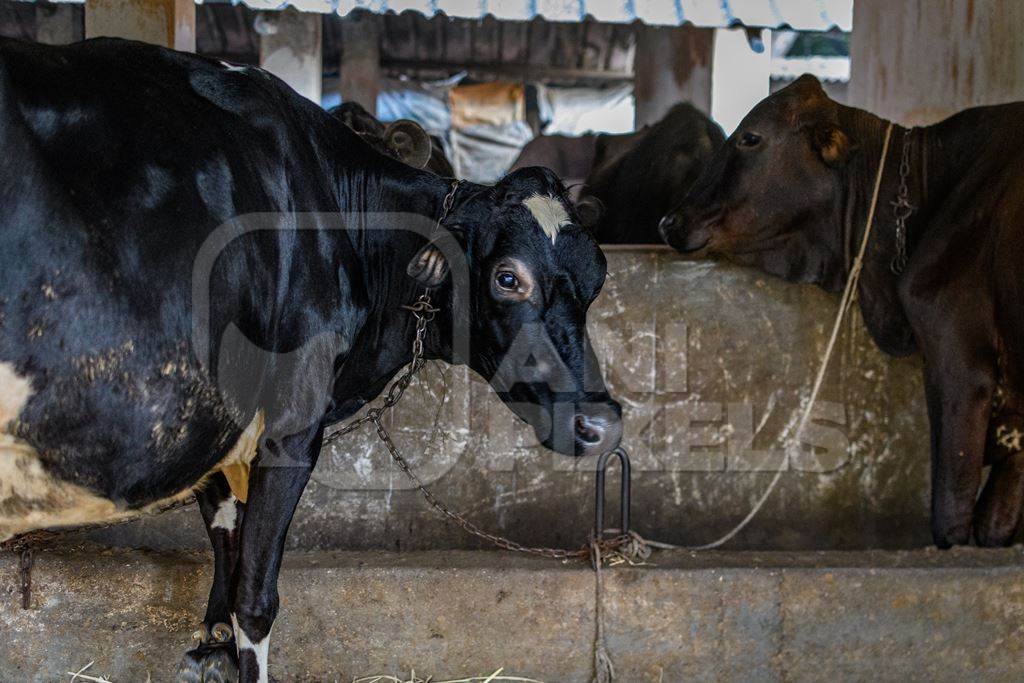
[334,165,464,408]
[835,105,919,356]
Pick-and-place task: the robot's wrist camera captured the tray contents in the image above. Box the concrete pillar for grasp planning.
[710,27,771,135]
[338,11,381,115]
[85,0,194,51]
[850,0,1024,125]
[258,9,323,104]
[633,24,714,127]
[35,4,81,45]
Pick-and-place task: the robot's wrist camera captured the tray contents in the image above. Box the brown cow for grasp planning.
[660,75,1024,548]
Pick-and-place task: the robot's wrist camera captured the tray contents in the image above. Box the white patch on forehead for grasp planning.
[524,193,571,245]
[0,363,33,432]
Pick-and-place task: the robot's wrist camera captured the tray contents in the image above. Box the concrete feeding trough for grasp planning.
[4,253,1023,682]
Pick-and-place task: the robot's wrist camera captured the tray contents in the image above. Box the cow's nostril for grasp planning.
[658,213,680,239]
[574,415,606,445]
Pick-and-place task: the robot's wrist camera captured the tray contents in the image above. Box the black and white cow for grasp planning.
[0,37,621,682]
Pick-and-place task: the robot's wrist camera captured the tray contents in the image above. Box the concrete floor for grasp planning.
[2,545,1024,682]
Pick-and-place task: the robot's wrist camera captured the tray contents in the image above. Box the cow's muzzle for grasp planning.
[659,208,718,254]
[572,401,623,458]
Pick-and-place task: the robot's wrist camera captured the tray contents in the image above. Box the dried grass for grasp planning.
[67,661,113,683]
[353,668,546,683]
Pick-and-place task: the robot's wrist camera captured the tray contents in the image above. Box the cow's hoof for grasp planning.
[175,646,238,683]
[175,622,238,683]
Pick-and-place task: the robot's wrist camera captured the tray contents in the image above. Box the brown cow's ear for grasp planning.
[406,242,450,287]
[576,195,604,228]
[385,120,433,169]
[814,125,856,166]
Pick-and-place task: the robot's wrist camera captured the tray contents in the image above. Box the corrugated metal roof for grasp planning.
[242,0,852,31]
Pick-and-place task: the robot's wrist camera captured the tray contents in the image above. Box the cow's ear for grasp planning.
[385,120,433,169]
[406,241,450,287]
[576,195,604,228]
[814,125,856,166]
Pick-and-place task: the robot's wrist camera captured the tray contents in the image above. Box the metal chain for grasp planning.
[323,291,633,561]
[322,178,631,561]
[890,128,915,274]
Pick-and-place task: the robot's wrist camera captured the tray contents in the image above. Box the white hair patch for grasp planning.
[0,362,32,432]
[233,614,271,683]
[524,194,571,244]
[211,494,239,531]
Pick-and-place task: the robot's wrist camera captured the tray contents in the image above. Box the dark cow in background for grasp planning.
[508,133,600,198]
[328,101,455,177]
[579,103,724,244]
[661,74,1024,549]
[0,37,620,682]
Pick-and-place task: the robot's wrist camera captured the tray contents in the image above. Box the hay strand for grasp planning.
[353,669,546,683]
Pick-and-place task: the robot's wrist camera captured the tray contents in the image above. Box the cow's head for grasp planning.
[408,167,622,458]
[659,75,856,292]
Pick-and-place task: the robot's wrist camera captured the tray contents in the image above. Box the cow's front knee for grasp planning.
[176,623,239,683]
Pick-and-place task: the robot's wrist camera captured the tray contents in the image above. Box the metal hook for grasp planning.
[594,447,631,539]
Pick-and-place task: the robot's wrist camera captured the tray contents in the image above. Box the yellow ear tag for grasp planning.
[221,462,250,504]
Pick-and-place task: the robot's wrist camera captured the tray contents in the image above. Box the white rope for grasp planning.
[646,123,897,552]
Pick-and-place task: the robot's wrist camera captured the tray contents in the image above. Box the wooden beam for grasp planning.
[339,11,381,115]
[258,9,323,104]
[85,0,195,51]
[850,0,1024,125]
[633,24,714,127]
[35,4,81,45]
[381,58,633,84]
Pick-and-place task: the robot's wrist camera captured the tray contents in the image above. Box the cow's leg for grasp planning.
[921,357,995,547]
[974,410,1024,546]
[176,473,244,683]
[231,424,322,683]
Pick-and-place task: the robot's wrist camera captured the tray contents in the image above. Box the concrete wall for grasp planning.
[86,250,940,553]
[850,0,1024,125]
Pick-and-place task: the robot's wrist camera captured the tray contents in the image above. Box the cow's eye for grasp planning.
[738,132,762,148]
[496,271,519,290]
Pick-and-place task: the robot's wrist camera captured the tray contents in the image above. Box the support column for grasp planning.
[36,4,81,45]
[258,9,323,104]
[338,10,381,115]
[85,0,194,51]
[709,27,770,135]
[850,0,1024,125]
[633,24,714,127]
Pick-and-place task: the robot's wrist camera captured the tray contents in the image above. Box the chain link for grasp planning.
[323,291,630,560]
[890,128,915,274]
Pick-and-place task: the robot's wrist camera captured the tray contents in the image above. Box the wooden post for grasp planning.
[633,24,715,128]
[339,10,381,115]
[85,0,194,51]
[36,4,81,45]
[258,9,323,104]
[850,0,1024,125]
[709,27,770,135]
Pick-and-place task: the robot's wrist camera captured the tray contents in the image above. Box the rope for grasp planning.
[590,539,614,683]
[637,123,896,553]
